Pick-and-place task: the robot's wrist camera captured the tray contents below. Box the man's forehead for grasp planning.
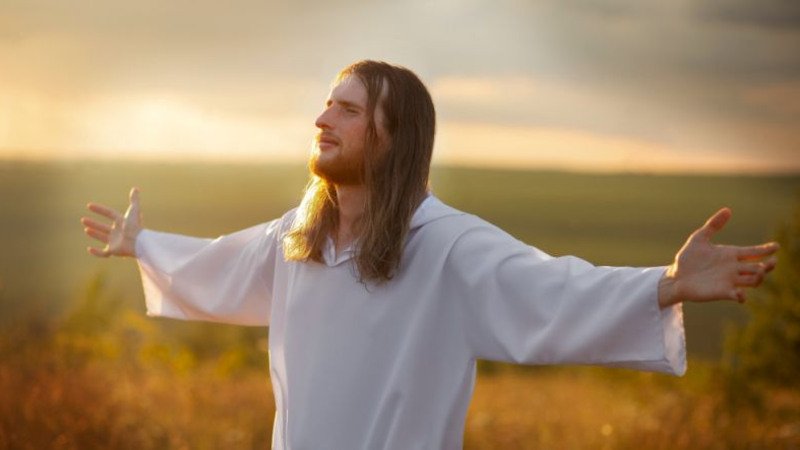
[328,75,368,105]
[328,74,389,107]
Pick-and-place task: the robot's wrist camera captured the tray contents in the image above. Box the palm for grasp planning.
[81,187,143,258]
[667,208,778,304]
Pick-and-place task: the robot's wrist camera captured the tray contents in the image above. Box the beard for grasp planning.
[309,146,365,186]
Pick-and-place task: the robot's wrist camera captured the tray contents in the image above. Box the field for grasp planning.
[1,160,799,448]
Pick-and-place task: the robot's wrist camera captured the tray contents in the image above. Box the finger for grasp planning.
[129,187,141,208]
[87,246,110,258]
[763,256,778,273]
[735,273,764,287]
[736,242,779,260]
[733,288,746,304]
[737,262,764,275]
[698,207,732,240]
[87,203,121,221]
[736,260,775,280]
[128,186,142,219]
[85,228,109,244]
[80,217,112,234]
[721,287,745,303]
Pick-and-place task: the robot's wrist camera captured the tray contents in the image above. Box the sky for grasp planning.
[1,0,798,173]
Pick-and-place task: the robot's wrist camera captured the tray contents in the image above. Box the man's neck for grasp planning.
[334,184,367,254]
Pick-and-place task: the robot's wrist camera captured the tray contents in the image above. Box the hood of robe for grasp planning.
[322,194,465,266]
[409,194,465,230]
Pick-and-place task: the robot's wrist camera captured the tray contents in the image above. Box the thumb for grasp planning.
[129,187,140,208]
[128,187,142,219]
[698,207,731,240]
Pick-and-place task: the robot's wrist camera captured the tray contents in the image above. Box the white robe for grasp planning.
[135,195,686,449]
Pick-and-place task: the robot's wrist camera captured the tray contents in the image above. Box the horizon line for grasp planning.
[1,153,798,177]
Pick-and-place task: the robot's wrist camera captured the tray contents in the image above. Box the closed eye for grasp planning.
[323,98,363,115]
[337,100,363,114]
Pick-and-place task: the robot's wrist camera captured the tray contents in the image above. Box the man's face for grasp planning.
[311,75,388,185]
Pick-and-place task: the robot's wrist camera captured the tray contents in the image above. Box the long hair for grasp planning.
[282,60,436,283]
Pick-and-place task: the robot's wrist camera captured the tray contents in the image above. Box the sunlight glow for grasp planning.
[0,84,796,173]
[434,122,788,174]
[0,89,312,162]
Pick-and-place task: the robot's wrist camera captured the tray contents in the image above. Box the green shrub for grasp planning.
[724,199,800,391]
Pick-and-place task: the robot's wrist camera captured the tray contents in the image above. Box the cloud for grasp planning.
[740,81,800,116]
[695,0,800,30]
[0,87,313,161]
[430,73,799,156]
[3,0,798,90]
[0,0,797,171]
[435,121,794,173]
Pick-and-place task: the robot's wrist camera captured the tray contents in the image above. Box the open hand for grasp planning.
[658,208,779,307]
[81,187,143,258]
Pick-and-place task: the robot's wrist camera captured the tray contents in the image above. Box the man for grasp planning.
[81,60,778,449]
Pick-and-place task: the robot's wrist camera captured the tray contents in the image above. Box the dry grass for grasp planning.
[2,354,798,449]
[466,364,800,449]
[1,302,797,449]
[0,359,273,450]
[0,316,274,450]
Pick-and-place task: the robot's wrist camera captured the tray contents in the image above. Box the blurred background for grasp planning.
[1,0,799,448]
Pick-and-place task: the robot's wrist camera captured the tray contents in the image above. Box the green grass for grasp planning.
[1,159,798,357]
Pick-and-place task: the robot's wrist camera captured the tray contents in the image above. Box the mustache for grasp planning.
[316,132,340,145]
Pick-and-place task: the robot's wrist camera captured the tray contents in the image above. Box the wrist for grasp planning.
[658,265,681,308]
[123,228,142,258]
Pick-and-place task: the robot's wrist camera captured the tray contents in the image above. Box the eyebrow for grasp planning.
[329,99,364,111]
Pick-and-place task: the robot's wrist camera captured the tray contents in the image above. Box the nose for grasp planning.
[315,107,333,130]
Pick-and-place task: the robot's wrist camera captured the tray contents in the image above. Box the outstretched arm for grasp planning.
[81,187,143,258]
[658,207,779,308]
[82,187,278,325]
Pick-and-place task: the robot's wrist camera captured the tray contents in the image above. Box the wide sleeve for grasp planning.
[445,222,686,375]
[134,220,281,326]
